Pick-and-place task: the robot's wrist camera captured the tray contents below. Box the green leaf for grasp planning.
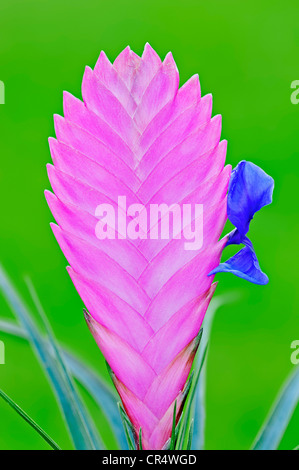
[252,366,299,450]
[24,277,104,450]
[64,352,127,449]
[0,320,25,337]
[139,428,143,450]
[175,330,205,450]
[186,419,194,450]
[191,293,239,450]
[0,389,61,450]
[0,266,99,450]
[118,403,136,450]
[169,400,177,450]
[174,294,238,450]
[177,344,207,450]
[0,318,126,449]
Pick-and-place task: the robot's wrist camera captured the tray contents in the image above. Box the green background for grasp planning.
[0,0,298,450]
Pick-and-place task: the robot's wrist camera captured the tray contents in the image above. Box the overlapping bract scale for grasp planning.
[46,44,231,449]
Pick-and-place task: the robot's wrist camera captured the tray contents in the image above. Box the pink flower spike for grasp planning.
[46,45,231,450]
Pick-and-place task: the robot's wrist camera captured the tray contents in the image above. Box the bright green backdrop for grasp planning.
[0,0,298,450]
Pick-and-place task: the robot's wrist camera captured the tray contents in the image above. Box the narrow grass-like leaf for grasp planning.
[169,400,177,450]
[64,353,127,449]
[176,344,207,450]
[0,389,61,450]
[139,428,143,450]
[0,320,25,338]
[118,403,136,450]
[0,266,97,450]
[186,420,194,450]
[0,319,126,449]
[170,374,193,450]
[25,277,104,449]
[252,366,299,450]
[175,330,205,450]
[191,293,239,450]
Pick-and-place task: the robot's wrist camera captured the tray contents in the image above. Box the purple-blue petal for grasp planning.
[209,160,273,285]
[227,160,274,238]
[226,228,243,246]
[209,244,269,285]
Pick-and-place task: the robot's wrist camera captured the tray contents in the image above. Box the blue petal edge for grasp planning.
[209,245,269,285]
[209,161,273,285]
[227,160,274,239]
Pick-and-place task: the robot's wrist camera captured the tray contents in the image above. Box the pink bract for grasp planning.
[46,44,231,450]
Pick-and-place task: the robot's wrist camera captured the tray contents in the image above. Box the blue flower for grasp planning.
[209,161,274,285]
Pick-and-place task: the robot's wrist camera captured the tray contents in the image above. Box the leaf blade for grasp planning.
[0,266,97,450]
[0,318,126,449]
[0,389,61,450]
[252,366,299,450]
[191,293,239,450]
[118,403,136,450]
[169,400,177,450]
[25,277,104,450]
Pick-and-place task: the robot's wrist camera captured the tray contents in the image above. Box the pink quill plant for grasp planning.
[45,44,273,449]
